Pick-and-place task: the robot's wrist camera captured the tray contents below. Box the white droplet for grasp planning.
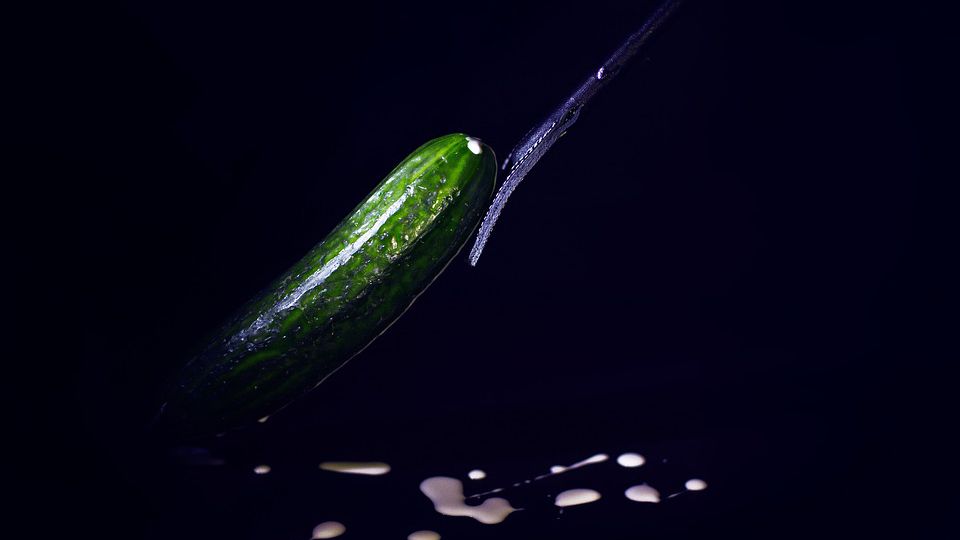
[467,452,611,502]
[257,416,270,423]
[616,453,645,468]
[625,484,660,503]
[542,454,607,477]
[253,464,271,475]
[312,521,345,539]
[685,478,708,491]
[554,488,602,507]
[420,477,516,524]
[319,461,391,475]
[579,454,609,466]
[408,531,441,540]
[468,469,486,480]
[597,67,606,79]
[545,454,607,477]
[466,137,482,155]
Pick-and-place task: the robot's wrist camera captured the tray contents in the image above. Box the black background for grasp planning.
[10,1,956,539]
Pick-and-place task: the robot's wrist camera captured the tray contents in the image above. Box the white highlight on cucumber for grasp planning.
[549,465,565,474]
[468,469,486,480]
[554,488,602,507]
[319,461,391,476]
[616,453,645,468]
[625,484,660,503]
[685,478,708,491]
[311,521,346,539]
[466,137,482,155]
[408,531,441,540]
[236,182,415,340]
[253,464,271,475]
[420,477,516,524]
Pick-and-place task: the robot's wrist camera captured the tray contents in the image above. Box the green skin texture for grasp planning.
[163,134,496,436]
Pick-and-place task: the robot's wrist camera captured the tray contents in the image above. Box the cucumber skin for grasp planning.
[162,134,496,437]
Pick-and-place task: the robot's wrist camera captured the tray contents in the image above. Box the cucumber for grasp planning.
[160,134,496,437]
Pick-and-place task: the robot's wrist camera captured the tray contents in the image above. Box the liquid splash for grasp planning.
[319,461,391,475]
[554,488,602,507]
[420,477,516,524]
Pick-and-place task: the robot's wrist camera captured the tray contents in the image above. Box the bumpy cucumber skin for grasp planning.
[162,134,496,436]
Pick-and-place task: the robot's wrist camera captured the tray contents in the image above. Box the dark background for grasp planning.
[10,0,955,539]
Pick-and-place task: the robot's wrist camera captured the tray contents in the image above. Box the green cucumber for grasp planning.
[161,133,496,437]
